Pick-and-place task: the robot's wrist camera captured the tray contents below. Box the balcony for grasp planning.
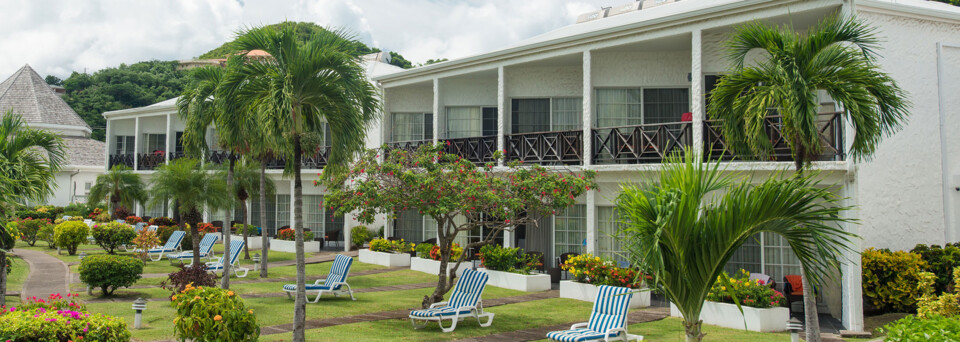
[442,136,497,164]
[108,154,134,169]
[137,152,166,170]
[592,122,692,165]
[506,129,583,165]
[703,112,844,162]
[387,139,432,154]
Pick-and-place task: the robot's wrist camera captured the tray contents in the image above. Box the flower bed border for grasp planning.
[478,268,551,292]
[669,301,789,332]
[559,281,650,308]
[359,249,411,267]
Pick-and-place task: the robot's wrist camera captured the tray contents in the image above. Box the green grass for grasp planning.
[7,256,29,293]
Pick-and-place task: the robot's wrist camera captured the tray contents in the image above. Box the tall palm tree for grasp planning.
[88,165,147,219]
[708,16,909,340]
[148,158,230,266]
[221,24,380,341]
[616,153,856,342]
[0,110,65,306]
[224,158,275,259]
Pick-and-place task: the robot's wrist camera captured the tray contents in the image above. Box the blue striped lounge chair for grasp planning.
[115,219,126,224]
[167,234,219,264]
[546,285,642,342]
[204,239,248,278]
[282,254,355,303]
[144,230,185,261]
[409,268,494,333]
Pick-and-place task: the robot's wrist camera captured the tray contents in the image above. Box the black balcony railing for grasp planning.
[704,112,845,162]
[168,151,185,161]
[108,154,134,169]
[206,150,230,164]
[443,135,497,164]
[303,146,331,169]
[592,122,692,164]
[137,152,166,170]
[387,139,432,154]
[506,129,583,165]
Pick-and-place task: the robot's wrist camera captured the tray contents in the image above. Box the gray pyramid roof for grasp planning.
[0,65,90,131]
[62,136,106,167]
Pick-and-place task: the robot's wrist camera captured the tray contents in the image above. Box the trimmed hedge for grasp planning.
[862,248,927,313]
[79,254,144,296]
[91,222,137,254]
[53,221,89,255]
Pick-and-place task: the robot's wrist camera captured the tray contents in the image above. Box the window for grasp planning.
[145,200,168,219]
[511,98,582,133]
[482,108,498,136]
[84,182,92,193]
[722,233,802,288]
[175,132,184,154]
[304,195,324,234]
[595,88,689,127]
[250,195,278,235]
[724,234,763,275]
[276,195,291,229]
[391,113,433,142]
[445,107,482,139]
[596,207,627,263]
[394,209,425,242]
[115,136,134,155]
[144,134,166,153]
[643,88,689,124]
[554,204,587,257]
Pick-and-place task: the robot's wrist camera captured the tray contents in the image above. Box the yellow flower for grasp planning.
[172,295,178,300]
[194,296,201,300]
[214,315,222,321]
[248,309,254,314]
[227,291,235,296]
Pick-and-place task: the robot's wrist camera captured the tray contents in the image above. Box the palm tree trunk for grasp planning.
[222,155,234,289]
[683,319,704,342]
[259,161,269,278]
[0,252,7,307]
[242,199,250,260]
[292,133,307,342]
[802,271,821,342]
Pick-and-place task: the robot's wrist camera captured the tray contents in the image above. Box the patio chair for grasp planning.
[135,222,146,231]
[749,273,775,288]
[141,230,185,261]
[203,239,249,278]
[524,251,546,273]
[83,219,94,227]
[783,275,806,314]
[147,225,158,232]
[546,285,642,342]
[409,268,494,333]
[115,219,125,224]
[282,254,355,302]
[167,234,219,264]
[325,229,342,248]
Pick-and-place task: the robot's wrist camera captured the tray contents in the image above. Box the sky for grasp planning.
[0,0,616,79]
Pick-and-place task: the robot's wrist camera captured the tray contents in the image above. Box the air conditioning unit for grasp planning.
[576,8,609,23]
[641,0,680,10]
[607,2,642,17]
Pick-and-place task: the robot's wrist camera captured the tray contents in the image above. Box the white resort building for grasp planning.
[101,0,960,333]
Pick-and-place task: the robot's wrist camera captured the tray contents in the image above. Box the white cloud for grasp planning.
[0,0,613,78]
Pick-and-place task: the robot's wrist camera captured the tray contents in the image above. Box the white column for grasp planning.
[582,50,593,166]
[585,190,597,254]
[384,217,393,239]
[343,214,353,252]
[289,181,295,229]
[497,66,507,166]
[432,78,440,144]
[104,119,112,168]
[841,175,864,331]
[690,29,704,157]
[165,113,172,163]
[133,117,141,170]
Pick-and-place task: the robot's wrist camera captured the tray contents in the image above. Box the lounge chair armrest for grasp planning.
[569,322,589,330]
[313,279,327,285]
[604,327,627,338]
[429,301,448,308]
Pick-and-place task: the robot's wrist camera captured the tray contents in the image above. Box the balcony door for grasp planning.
[445,107,497,139]
[115,136,134,155]
[391,112,433,142]
[143,133,166,154]
[511,98,582,134]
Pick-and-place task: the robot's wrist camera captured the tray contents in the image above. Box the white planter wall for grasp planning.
[410,257,467,277]
[559,281,650,308]
[359,249,411,267]
[669,301,789,332]
[270,239,321,253]
[227,234,263,249]
[478,268,551,292]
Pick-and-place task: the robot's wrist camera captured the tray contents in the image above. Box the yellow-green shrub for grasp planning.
[53,221,89,255]
[862,248,926,313]
[171,284,259,341]
[917,267,960,318]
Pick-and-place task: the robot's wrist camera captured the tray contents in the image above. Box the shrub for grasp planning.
[863,248,927,312]
[79,254,144,296]
[132,229,161,261]
[350,225,372,249]
[95,212,111,222]
[561,253,643,288]
[171,284,259,341]
[157,225,177,243]
[88,207,105,220]
[233,223,258,236]
[38,224,56,248]
[429,243,464,262]
[911,244,960,295]
[54,221,89,255]
[125,215,143,224]
[415,243,434,258]
[13,293,86,312]
[197,222,217,234]
[478,244,518,271]
[277,228,314,241]
[917,267,960,318]
[113,206,132,220]
[161,263,217,296]
[91,222,137,254]
[706,270,786,309]
[0,307,131,342]
[149,216,176,226]
[10,218,50,246]
[881,315,960,342]
[368,238,413,253]
[64,202,100,218]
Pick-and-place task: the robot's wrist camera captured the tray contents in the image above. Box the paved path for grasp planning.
[15,248,70,300]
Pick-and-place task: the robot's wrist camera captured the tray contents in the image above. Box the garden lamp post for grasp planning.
[132,297,147,329]
[253,253,261,270]
[78,252,86,260]
[787,317,803,342]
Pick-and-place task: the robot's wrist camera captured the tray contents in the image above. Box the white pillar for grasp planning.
[432,78,440,144]
[343,213,353,252]
[582,50,593,166]
[841,175,864,331]
[133,117,141,170]
[384,217,393,239]
[165,113,172,163]
[690,29,704,157]
[104,119,112,168]
[289,181,295,229]
[585,190,597,254]
[497,66,506,166]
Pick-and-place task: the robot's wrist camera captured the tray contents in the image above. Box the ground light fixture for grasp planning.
[132,297,147,329]
[787,317,803,342]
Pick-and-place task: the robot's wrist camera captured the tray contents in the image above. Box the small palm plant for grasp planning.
[88,165,147,219]
[616,153,856,342]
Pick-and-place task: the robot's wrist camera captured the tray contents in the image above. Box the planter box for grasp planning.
[358,249,411,267]
[270,239,321,253]
[225,234,263,250]
[559,281,650,308]
[410,257,468,277]
[669,301,789,332]
[478,268,551,292]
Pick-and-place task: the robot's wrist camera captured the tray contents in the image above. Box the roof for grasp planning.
[62,136,105,167]
[0,65,91,132]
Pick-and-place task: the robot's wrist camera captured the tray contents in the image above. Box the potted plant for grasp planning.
[669,270,789,332]
[358,238,413,267]
[270,228,320,253]
[410,242,466,276]
[476,244,550,292]
[558,254,650,308]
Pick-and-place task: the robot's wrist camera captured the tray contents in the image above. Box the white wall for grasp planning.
[505,65,583,98]
[592,50,691,88]
[440,77,498,106]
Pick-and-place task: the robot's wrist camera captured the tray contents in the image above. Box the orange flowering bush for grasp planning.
[561,254,643,289]
[706,269,785,309]
[171,283,259,341]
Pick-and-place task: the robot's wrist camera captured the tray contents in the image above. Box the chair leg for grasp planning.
[439,315,459,333]
[341,283,356,301]
[410,317,429,330]
[475,312,494,327]
[286,292,294,300]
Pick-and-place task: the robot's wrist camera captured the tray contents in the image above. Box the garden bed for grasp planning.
[669,301,789,332]
[228,234,263,249]
[270,239,321,253]
[358,249,410,267]
[409,257,467,277]
[478,268,551,292]
[559,281,650,308]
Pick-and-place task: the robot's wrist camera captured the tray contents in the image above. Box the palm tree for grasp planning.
[88,165,147,219]
[707,16,909,340]
[0,110,65,306]
[224,158,275,259]
[222,24,381,341]
[148,158,230,266]
[616,153,855,342]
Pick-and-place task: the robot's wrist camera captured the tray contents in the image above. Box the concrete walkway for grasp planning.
[15,248,70,300]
